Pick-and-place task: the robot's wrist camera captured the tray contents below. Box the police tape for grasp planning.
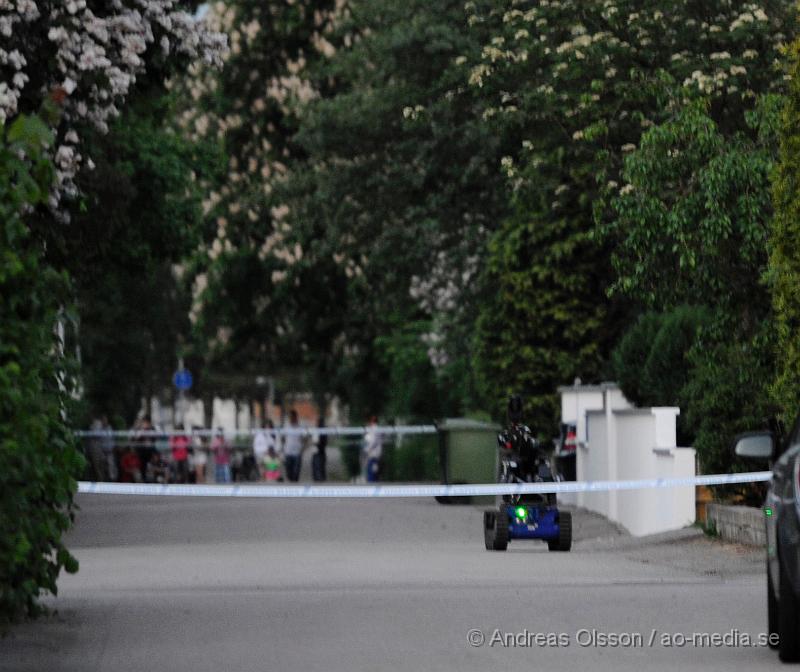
[77,471,772,498]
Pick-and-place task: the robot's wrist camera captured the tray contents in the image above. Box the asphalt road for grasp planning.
[2,494,777,671]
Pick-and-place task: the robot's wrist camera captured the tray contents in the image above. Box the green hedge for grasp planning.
[0,114,84,624]
[381,435,439,482]
[612,306,712,409]
[612,305,775,473]
[772,38,800,419]
[339,441,362,480]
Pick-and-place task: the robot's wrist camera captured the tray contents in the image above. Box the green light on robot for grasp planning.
[765,507,773,517]
[515,506,527,519]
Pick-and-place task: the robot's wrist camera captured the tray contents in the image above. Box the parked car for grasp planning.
[735,421,800,661]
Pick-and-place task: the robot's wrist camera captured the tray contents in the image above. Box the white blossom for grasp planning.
[0,0,228,216]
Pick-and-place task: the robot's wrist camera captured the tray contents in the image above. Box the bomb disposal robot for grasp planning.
[483,395,572,552]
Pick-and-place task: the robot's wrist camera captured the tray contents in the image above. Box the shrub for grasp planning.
[771,38,800,419]
[381,435,440,482]
[612,306,711,408]
[680,325,777,474]
[0,114,84,625]
[611,312,663,407]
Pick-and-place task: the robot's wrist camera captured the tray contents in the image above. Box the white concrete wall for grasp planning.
[672,447,697,532]
[615,411,657,536]
[567,384,696,537]
[560,383,632,507]
[560,389,604,443]
[579,411,610,516]
[559,383,633,444]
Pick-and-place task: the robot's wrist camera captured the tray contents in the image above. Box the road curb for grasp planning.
[706,503,766,547]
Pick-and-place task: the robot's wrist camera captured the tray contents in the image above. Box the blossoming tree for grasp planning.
[467,0,796,426]
[0,0,226,212]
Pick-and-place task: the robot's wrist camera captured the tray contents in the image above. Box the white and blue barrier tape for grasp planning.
[77,471,773,498]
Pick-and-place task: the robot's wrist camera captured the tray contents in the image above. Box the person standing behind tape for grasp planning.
[283,410,304,482]
[262,446,282,482]
[136,416,156,473]
[88,417,107,481]
[254,420,277,480]
[252,420,270,480]
[212,428,231,483]
[100,416,117,482]
[192,426,207,483]
[312,416,327,482]
[170,425,190,483]
[363,416,382,483]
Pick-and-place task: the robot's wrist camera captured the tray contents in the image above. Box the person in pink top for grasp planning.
[170,425,190,483]
[212,428,231,483]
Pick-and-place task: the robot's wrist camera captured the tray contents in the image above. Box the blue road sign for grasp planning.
[173,369,193,390]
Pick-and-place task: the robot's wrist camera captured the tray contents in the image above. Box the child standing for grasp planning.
[120,448,142,483]
[262,446,282,482]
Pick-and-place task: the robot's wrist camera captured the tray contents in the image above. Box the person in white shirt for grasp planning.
[253,422,268,475]
[363,416,382,483]
[191,426,207,483]
[253,420,277,480]
[283,410,304,482]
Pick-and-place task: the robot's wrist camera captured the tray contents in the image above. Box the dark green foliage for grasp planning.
[771,39,800,419]
[604,89,782,473]
[182,0,340,410]
[189,0,512,418]
[467,0,793,429]
[374,321,442,421]
[339,441,362,480]
[611,313,663,406]
[645,308,713,407]
[62,90,222,425]
[613,306,712,408]
[603,78,783,472]
[0,114,84,624]
[288,0,511,416]
[381,435,440,482]
[612,307,776,472]
[613,306,713,449]
[609,95,781,316]
[681,325,777,474]
[474,199,619,432]
[186,0,794,436]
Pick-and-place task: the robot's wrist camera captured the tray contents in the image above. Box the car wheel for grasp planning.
[768,564,779,649]
[779,557,800,662]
